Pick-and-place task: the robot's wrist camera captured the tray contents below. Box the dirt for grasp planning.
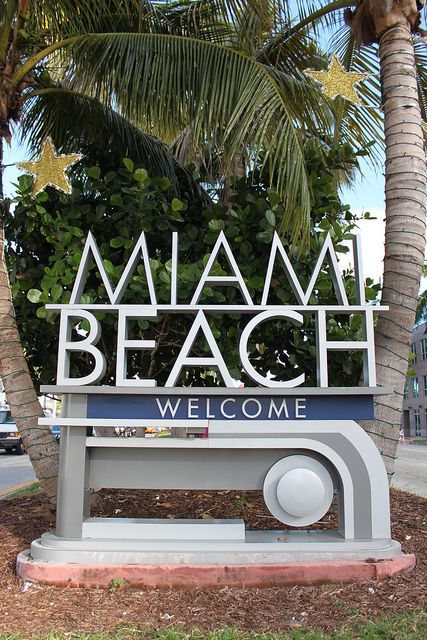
[0,488,425,636]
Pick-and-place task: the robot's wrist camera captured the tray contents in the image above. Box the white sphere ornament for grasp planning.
[263,455,334,526]
[276,468,326,517]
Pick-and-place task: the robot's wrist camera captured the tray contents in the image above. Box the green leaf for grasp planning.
[85,166,101,179]
[41,275,57,289]
[134,168,148,183]
[248,276,264,289]
[80,319,91,333]
[123,158,134,173]
[265,210,276,227]
[68,226,84,237]
[110,194,123,207]
[208,219,225,231]
[110,237,125,248]
[51,284,63,302]
[256,230,273,243]
[27,289,42,303]
[159,270,171,284]
[315,279,331,291]
[103,259,116,276]
[158,177,171,190]
[365,287,378,301]
[51,260,64,276]
[187,226,198,241]
[60,231,72,245]
[150,259,160,271]
[204,286,214,297]
[172,197,185,212]
[169,209,184,222]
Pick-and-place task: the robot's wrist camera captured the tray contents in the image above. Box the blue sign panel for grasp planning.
[87,394,374,421]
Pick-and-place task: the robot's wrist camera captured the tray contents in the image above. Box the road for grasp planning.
[392,443,427,497]
[0,443,426,498]
[0,451,36,497]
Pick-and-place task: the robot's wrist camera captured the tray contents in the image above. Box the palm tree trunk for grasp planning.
[0,136,59,502]
[361,23,426,478]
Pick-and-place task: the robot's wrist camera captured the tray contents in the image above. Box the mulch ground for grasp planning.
[0,487,426,636]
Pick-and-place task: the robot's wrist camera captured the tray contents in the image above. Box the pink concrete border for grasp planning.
[16,552,416,589]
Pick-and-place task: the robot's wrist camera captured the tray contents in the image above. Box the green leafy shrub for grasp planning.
[6,143,380,389]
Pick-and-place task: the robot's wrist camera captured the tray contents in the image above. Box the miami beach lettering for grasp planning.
[49,231,384,389]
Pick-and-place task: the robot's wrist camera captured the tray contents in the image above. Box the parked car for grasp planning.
[0,407,60,454]
[0,407,25,455]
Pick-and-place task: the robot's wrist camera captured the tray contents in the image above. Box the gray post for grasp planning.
[56,394,89,538]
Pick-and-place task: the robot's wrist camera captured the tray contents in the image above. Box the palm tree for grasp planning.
[290,0,427,477]
[350,2,426,477]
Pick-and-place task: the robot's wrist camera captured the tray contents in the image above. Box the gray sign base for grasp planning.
[22,394,410,586]
[29,527,403,565]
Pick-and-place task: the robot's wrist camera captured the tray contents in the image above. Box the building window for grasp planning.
[424,376,427,395]
[404,383,409,399]
[413,377,419,398]
[414,410,421,437]
[411,343,417,363]
[422,338,427,360]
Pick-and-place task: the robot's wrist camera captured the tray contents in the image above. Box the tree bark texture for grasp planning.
[361,22,426,477]
[0,196,59,502]
[345,0,422,45]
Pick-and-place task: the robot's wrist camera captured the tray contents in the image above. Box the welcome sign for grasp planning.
[48,230,384,411]
[31,223,396,577]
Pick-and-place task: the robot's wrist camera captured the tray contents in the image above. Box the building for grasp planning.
[402,321,427,438]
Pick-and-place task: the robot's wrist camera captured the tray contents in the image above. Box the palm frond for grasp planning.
[257,22,323,72]
[292,0,353,36]
[63,31,314,240]
[27,0,239,43]
[20,86,208,202]
[158,1,233,42]
[27,0,174,38]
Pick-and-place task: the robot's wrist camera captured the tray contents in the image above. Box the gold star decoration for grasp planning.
[18,137,82,196]
[304,56,369,105]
